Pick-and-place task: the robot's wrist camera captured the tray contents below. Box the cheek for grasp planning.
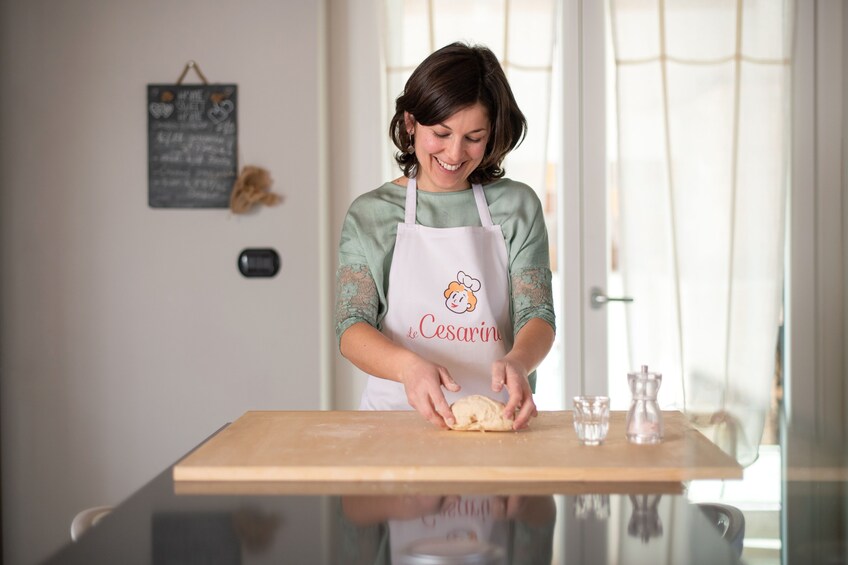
[468,144,487,161]
[417,135,443,154]
[464,137,489,162]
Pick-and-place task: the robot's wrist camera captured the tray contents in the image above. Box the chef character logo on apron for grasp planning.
[361,177,513,411]
[444,271,480,314]
[411,270,503,345]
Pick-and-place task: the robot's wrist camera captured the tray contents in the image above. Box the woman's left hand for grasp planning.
[490,358,537,430]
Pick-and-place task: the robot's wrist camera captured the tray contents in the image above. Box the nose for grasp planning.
[445,136,464,161]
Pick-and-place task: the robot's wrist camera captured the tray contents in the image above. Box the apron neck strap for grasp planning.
[472,184,494,226]
[404,177,418,224]
[405,177,494,226]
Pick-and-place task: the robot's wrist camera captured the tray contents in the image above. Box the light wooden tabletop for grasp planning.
[173,410,742,492]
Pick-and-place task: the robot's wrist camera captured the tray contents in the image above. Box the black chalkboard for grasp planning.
[147,84,238,208]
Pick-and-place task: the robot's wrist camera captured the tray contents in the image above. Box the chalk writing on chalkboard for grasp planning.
[147,84,238,208]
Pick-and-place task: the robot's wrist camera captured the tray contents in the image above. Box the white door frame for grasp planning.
[560,0,609,400]
[787,0,846,440]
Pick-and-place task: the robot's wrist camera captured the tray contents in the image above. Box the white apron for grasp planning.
[389,495,509,565]
[360,177,513,410]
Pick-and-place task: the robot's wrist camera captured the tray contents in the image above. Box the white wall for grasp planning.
[327,0,385,409]
[0,1,327,563]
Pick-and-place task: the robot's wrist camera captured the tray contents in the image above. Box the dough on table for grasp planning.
[449,395,515,432]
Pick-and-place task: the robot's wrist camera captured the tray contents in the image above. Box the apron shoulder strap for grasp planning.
[404,177,418,225]
[405,178,494,227]
[472,184,494,227]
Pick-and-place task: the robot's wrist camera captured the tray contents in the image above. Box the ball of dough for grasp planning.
[449,395,514,432]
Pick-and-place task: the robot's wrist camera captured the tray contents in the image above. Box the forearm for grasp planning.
[341,495,449,526]
[339,322,419,383]
[504,318,555,374]
[340,496,398,526]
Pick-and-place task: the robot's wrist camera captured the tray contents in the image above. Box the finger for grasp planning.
[502,386,522,420]
[491,496,509,518]
[505,495,524,518]
[500,365,527,417]
[418,496,444,514]
[490,362,506,393]
[439,367,461,393]
[426,402,451,429]
[431,388,456,427]
[501,375,530,425]
[512,396,537,430]
[426,409,450,429]
[411,395,450,430]
[440,496,461,512]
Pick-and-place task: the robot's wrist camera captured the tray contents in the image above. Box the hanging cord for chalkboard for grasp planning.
[176,60,209,85]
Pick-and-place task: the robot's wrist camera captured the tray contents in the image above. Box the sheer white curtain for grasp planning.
[609,0,793,465]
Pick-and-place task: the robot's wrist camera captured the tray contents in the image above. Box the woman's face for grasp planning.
[405,102,490,192]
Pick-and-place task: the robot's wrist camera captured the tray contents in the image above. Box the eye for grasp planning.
[465,136,483,143]
[434,131,450,139]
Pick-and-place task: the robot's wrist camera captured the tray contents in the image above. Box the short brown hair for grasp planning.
[389,42,527,185]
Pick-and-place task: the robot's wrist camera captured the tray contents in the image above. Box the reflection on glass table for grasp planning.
[44,464,745,565]
[339,494,557,564]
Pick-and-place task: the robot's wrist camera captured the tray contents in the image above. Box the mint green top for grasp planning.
[335,178,556,347]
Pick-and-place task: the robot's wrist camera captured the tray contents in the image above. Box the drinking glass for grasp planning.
[572,396,610,446]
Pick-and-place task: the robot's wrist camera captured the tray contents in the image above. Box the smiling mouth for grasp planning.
[436,157,461,172]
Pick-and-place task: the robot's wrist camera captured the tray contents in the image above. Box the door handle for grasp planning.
[590,287,634,309]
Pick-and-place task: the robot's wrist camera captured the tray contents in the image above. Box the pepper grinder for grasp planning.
[627,494,664,542]
[625,365,663,444]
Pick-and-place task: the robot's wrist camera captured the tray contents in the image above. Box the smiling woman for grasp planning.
[402,102,491,192]
[388,42,527,192]
[335,42,556,431]
[376,0,562,413]
[401,103,490,192]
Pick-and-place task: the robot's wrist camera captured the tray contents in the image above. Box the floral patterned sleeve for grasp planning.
[335,263,380,342]
[511,266,555,335]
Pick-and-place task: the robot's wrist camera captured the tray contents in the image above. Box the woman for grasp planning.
[335,42,555,430]
[337,493,557,564]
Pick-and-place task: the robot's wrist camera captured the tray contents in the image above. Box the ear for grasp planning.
[403,112,415,134]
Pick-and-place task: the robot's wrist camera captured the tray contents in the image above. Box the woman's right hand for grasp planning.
[398,356,461,429]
